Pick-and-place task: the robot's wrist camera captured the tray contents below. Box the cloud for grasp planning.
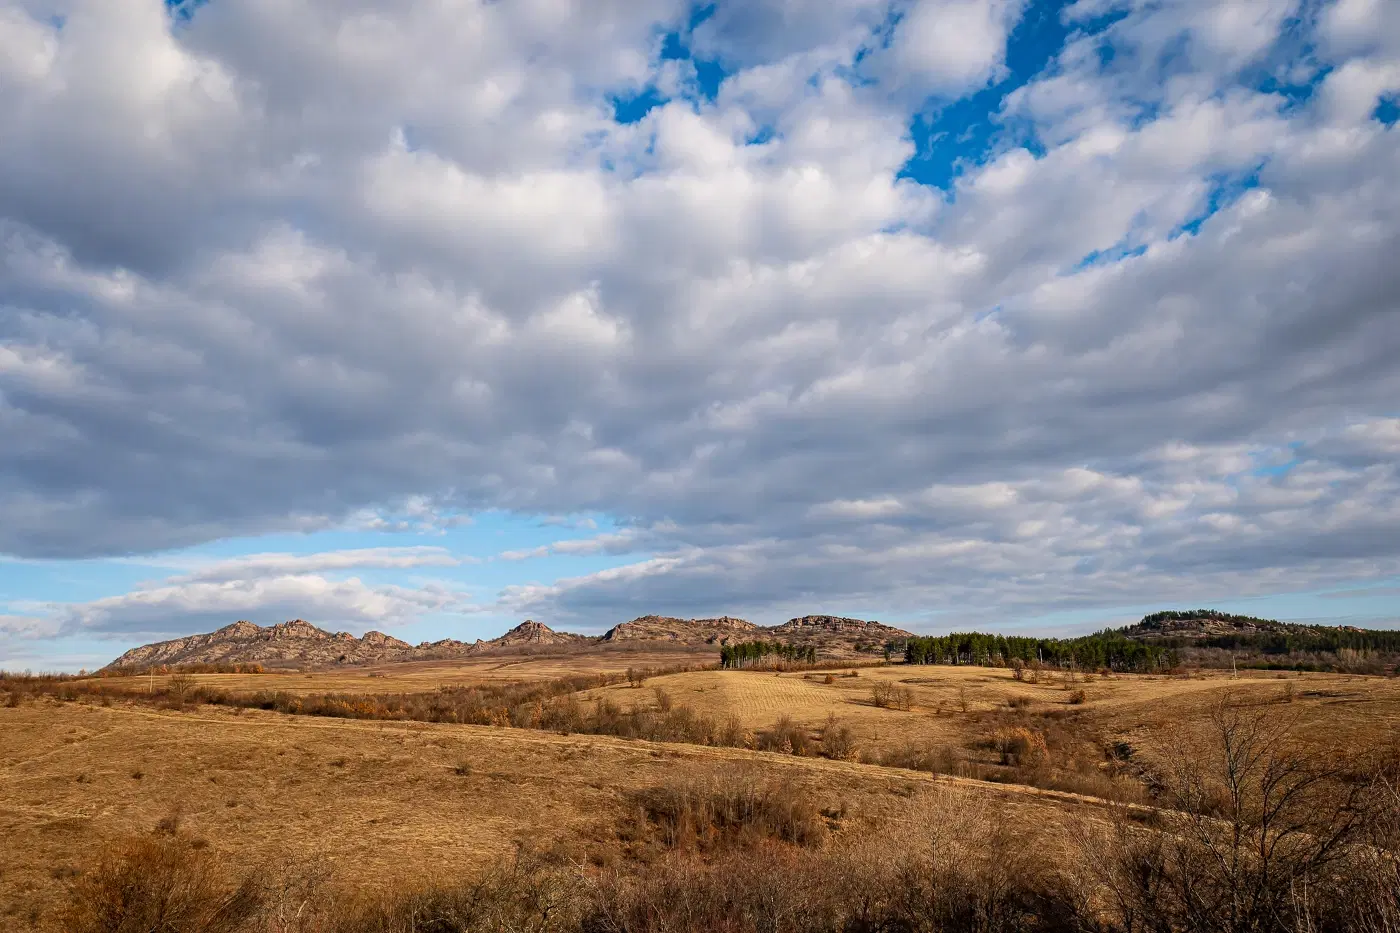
[497,530,645,562]
[51,574,468,639]
[0,0,1397,635]
[166,546,466,584]
[503,425,1400,624]
[3,546,475,641]
[882,0,1026,95]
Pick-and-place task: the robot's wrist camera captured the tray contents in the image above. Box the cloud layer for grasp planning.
[1,0,1398,636]
[1,547,472,639]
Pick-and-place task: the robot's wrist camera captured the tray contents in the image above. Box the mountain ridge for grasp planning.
[103,613,916,670]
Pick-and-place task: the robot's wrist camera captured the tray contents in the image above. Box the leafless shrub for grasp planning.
[820,714,858,761]
[167,674,198,707]
[872,741,966,777]
[629,769,830,852]
[756,715,812,756]
[1081,693,1396,933]
[992,726,1049,769]
[871,681,914,710]
[64,835,261,933]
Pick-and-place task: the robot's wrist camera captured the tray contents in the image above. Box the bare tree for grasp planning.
[1085,692,1384,933]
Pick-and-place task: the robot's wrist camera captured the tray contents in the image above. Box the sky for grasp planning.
[1,0,1398,671]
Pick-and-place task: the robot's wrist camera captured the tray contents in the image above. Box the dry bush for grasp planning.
[64,835,261,933]
[628,769,830,852]
[166,674,198,707]
[871,741,966,777]
[870,681,914,711]
[1067,689,1087,705]
[1007,696,1033,710]
[1079,693,1400,933]
[756,715,812,755]
[993,726,1049,769]
[319,852,579,933]
[590,789,1081,933]
[819,714,857,761]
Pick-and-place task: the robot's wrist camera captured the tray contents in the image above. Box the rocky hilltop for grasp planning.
[492,619,593,648]
[106,618,581,670]
[105,619,421,669]
[104,613,917,670]
[769,615,914,645]
[600,615,759,645]
[1122,610,1299,640]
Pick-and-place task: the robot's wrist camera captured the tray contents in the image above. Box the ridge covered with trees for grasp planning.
[903,630,1175,672]
[898,609,1400,674]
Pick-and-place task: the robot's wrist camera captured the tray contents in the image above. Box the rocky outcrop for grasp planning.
[490,620,592,648]
[751,615,916,657]
[601,615,759,645]
[104,619,419,670]
[104,611,918,670]
[771,615,913,638]
[1124,610,1294,640]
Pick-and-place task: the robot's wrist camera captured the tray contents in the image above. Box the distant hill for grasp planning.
[491,619,593,649]
[104,618,582,670]
[904,609,1400,675]
[103,612,917,670]
[600,615,759,645]
[769,615,914,646]
[1121,609,1303,639]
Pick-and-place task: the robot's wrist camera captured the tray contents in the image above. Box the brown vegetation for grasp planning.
[55,713,1399,933]
[7,653,1400,932]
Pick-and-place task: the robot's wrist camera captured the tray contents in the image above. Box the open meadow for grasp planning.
[68,646,715,696]
[4,650,1398,932]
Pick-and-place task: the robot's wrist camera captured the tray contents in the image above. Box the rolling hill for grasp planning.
[103,613,916,670]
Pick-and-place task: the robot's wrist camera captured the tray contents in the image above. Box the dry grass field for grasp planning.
[5,652,1398,931]
[581,662,1400,762]
[70,647,712,697]
[1,693,1088,931]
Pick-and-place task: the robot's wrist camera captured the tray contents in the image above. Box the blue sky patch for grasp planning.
[1376,96,1399,128]
[899,0,1074,192]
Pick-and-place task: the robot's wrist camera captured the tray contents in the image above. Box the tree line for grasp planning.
[720,641,818,668]
[902,630,1176,672]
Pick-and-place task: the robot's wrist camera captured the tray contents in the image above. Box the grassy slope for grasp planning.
[7,654,1399,930]
[1,698,1094,930]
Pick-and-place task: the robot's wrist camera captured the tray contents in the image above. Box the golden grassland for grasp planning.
[5,652,1399,931]
[72,647,714,696]
[580,662,1400,759]
[1,695,1088,930]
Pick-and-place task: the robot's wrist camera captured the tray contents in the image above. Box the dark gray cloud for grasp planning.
[1,0,1398,628]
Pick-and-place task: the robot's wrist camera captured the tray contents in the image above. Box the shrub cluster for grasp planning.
[869,680,914,710]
